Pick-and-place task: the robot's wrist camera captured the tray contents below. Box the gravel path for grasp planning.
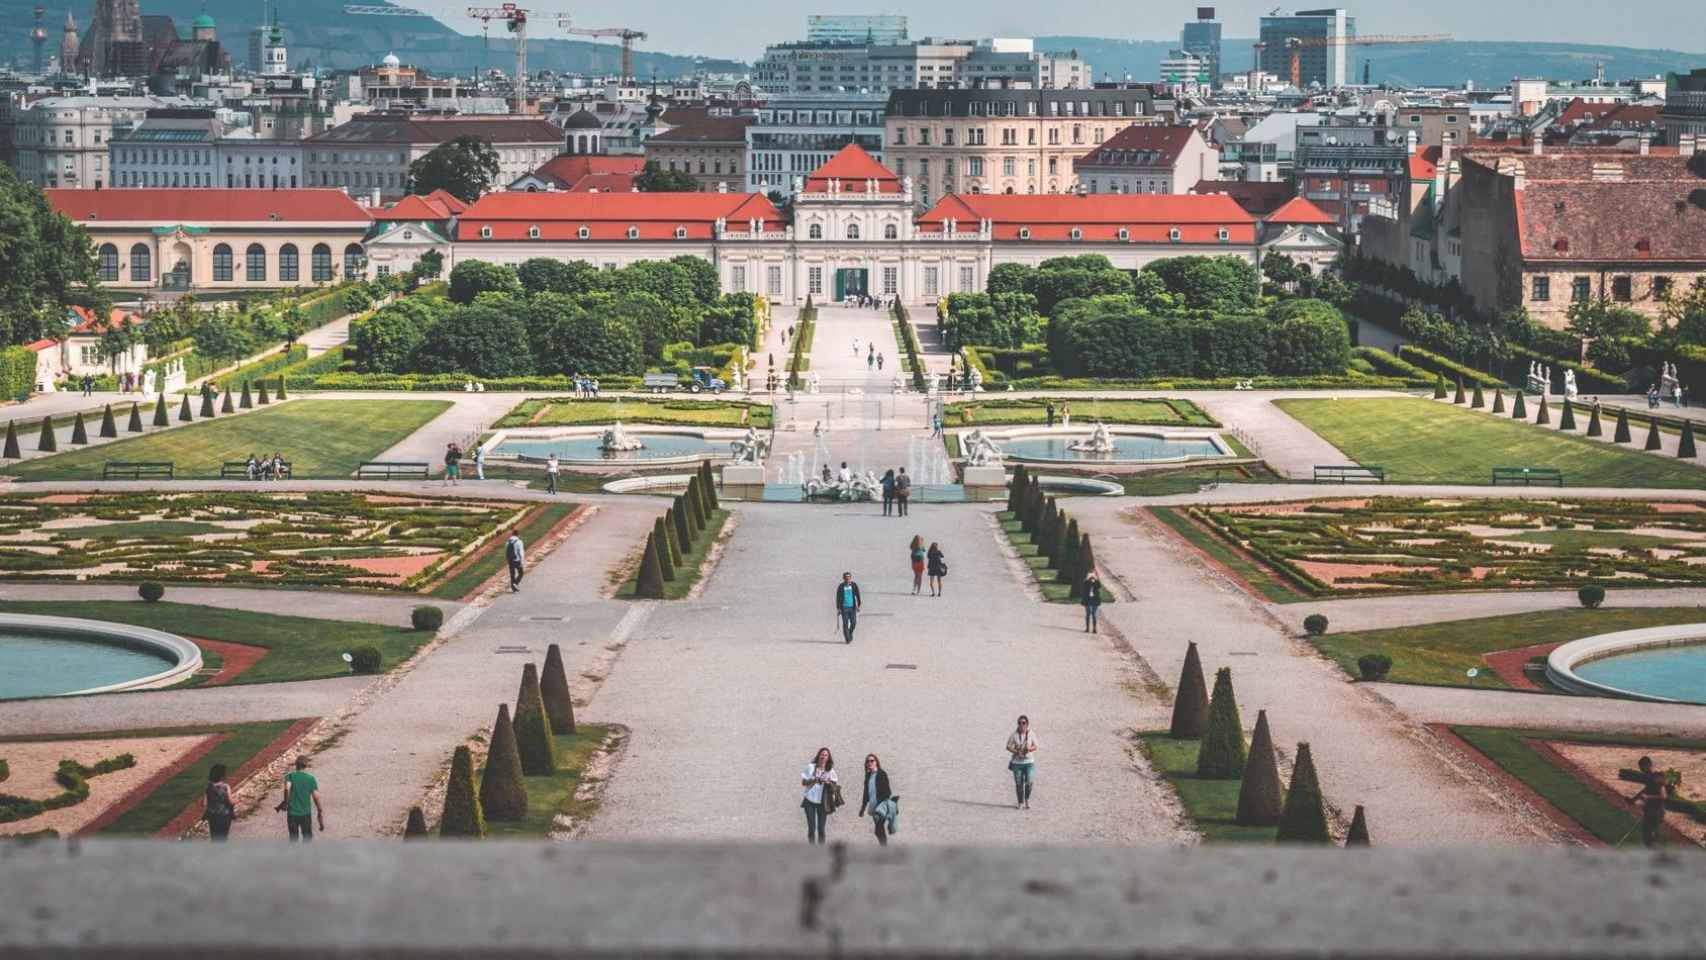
[1370,683,1706,738]
[0,584,455,627]
[584,501,1182,847]
[1272,587,1706,634]
[0,677,364,736]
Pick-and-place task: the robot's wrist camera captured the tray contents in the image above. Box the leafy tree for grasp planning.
[0,165,101,347]
[517,258,602,298]
[699,294,758,347]
[192,313,254,365]
[411,300,533,377]
[1143,255,1260,312]
[411,249,444,284]
[609,290,695,362]
[987,262,1034,298]
[447,260,522,305]
[1196,667,1247,778]
[670,255,721,307]
[281,304,308,346]
[634,160,700,192]
[1659,277,1706,345]
[526,293,644,375]
[1025,255,1135,316]
[603,260,704,312]
[349,298,440,373]
[1267,299,1352,375]
[1262,251,1304,290]
[1565,296,1649,343]
[407,136,500,203]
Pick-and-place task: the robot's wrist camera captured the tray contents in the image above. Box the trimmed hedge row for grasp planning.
[893,302,927,390]
[0,346,35,400]
[1352,347,1434,385]
[209,345,308,393]
[997,372,1420,391]
[1504,344,1627,395]
[1396,345,1507,388]
[284,372,645,392]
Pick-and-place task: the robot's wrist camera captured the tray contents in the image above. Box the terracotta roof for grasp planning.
[918,193,1257,243]
[386,193,458,221]
[308,114,564,145]
[803,145,902,195]
[1518,179,1706,263]
[1188,180,1296,216]
[26,306,144,352]
[1408,145,1443,181]
[1264,196,1336,225]
[648,115,753,144]
[1075,125,1202,169]
[518,155,646,192]
[456,191,782,241]
[46,189,373,223]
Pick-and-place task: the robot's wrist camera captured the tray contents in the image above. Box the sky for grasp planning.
[411,2,1706,61]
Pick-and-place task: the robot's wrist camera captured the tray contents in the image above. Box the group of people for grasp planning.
[1647,384,1688,409]
[879,468,914,516]
[845,293,890,310]
[242,452,289,480]
[907,535,947,597]
[1045,400,1073,429]
[866,344,886,372]
[199,755,324,842]
[570,375,603,399]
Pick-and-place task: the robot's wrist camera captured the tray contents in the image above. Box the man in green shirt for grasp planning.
[282,756,325,842]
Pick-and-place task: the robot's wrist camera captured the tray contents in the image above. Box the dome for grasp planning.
[192,13,215,29]
[382,52,401,68]
[563,109,602,129]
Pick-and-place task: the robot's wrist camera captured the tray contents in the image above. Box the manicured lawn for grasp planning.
[1313,607,1706,689]
[481,725,613,838]
[627,509,730,600]
[428,502,578,600]
[1148,506,1305,604]
[0,720,298,837]
[4,399,452,480]
[1119,461,1281,497]
[493,398,771,430]
[995,513,1098,604]
[943,397,1218,428]
[1275,397,1706,487]
[1139,733,1276,843]
[0,600,430,685]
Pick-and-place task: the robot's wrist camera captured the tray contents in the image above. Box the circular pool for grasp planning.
[1546,624,1706,704]
[494,435,724,463]
[998,432,1228,464]
[0,614,202,700]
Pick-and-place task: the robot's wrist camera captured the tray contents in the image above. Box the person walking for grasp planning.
[852,336,861,357]
[908,535,926,594]
[474,444,486,481]
[932,412,944,438]
[202,763,235,842]
[1006,716,1038,810]
[1046,401,1056,428]
[801,748,838,845]
[1081,571,1104,633]
[280,756,324,842]
[880,468,896,517]
[545,453,560,495]
[858,754,897,846]
[443,443,461,486]
[877,353,885,371]
[505,532,525,592]
[1061,401,1072,430]
[926,542,947,597]
[894,467,911,516]
[834,571,863,643]
[867,353,875,371]
[1627,755,1671,847]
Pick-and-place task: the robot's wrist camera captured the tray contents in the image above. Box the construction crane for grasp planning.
[467,5,569,115]
[554,16,647,85]
[343,4,435,14]
[1281,33,1451,89]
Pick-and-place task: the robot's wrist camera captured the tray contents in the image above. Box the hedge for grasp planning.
[210,345,308,393]
[1504,344,1627,395]
[893,302,927,390]
[284,372,645,392]
[1352,347,1434,385]
[998,372,1420,391]
[1396,345,1507,388]
[0,346,35,400]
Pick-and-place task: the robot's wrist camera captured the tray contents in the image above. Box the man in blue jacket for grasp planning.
[834,572,862,644]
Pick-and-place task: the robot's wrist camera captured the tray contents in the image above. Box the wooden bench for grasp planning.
[356,461,430,480]
[1313,464,1385,484]
[103,461,174,480]
[220,461,293,480]
[1492,466,1563,487]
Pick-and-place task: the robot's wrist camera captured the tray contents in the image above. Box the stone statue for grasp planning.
[1563,368,1578,399]
[599,422,644,452]
[730,427,769,464]
[928,372,941,395]
[1542,365,1552,397]
[807,371,821,394]
[802,468,882,502]
[962,428,1003,467]
[967,365,984,392]
[1067,422,1118,455]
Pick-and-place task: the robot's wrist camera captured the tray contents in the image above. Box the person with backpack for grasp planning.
[801,747,839,845]
[894,467,912,516]
[927,542,947,597]
[880,469,896,517]
[443,443,461,486]
[202,764,235,841]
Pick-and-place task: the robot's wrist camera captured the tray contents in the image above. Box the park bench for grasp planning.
[220,461,293,480]
[356,461,431,480]
[1492,466,1563,487]
[1313,464,1385,484]
[103,461,173,480]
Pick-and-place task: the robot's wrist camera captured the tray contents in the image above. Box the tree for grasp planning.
[540,643,576,734]
[513,662,557,775]
[1262,251,1304,290]
[412,249,445,283]
[1659,277,1706,345]
[350,297,442,373]
[0,164,101,348]
[1143,255,1260,312]
[1169,642,1210,738]
[526,293,645,376]
[1196,667,1247,778]
[193,313,254,366]
[407,136,500,203]
[478,703,528,821]
[439,745,486,837]
[447,260,522,305]
[1025,255,1135,316]
[635,531,667,599]
[1565,296,1649,343]
[987,262,1033,298]
[634,160,700,192]
[670,255,721,308]
[1235,709,1283,826]
[517,258,602,298]
[1275,742,1331,843]
[412,301,533,377]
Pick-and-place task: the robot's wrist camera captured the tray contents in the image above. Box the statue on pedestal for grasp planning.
[730,427,769,464]
[599,422,645,452]
[1066,422,1118,455]
[962,428,1003,467]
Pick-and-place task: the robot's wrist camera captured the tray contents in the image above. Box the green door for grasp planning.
[833,269,847,301]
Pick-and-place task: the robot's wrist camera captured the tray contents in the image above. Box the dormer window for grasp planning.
[577,226,590,239]
[1018,227,1031,240]
[1069,227,1082,241]
[1117,227,1129,241]
[528,225,541,239]
[1554,238,1569,252]
[627,226,640,240]
[675,226,688,239]
[1217,227,1229,242]
[1168,227,1181,242]
[479,226,492,239]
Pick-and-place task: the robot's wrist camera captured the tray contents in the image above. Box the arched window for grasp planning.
[97,244,119,282]
[311,244,333,282]
[528,226,541,239]
[846,223,860,240]
[212,244,233,282]
[129,243,151,282]
[883,223,898,240]
[626,226,639,240]
[344,244,364,278]
[577,226,590,239]
[808,223,823,239]
[246,244,266,282]
[279,243,299,282]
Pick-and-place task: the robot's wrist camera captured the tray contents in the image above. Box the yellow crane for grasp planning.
[1281,33,1452,89]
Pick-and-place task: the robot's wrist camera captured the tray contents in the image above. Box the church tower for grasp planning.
[59,10,79,74]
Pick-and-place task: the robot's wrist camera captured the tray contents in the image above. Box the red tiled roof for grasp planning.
[1408,144,1442,181]
[425,189,468,214]
[918,193,1257,243]
[1264,196,1336,225]
[519,154,646,192]
[1518,180,1706,262]
[1189,180,1296,216]
[1075,125,1202,169]
[456,191,782,241]
[803,145,902,195]
[26,306,144,352]
[386,194,456,221]
[47,189,372,224]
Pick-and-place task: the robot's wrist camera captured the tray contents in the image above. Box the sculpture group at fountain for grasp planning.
[729,427,769,464]
[1066,422,1117,455]
[803,468,882,502]
[599,422,645,452]
[961,429,1004,467]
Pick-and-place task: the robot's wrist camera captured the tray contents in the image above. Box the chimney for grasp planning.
[1638,133,1650,155]
[1681,133,1699,156]
[717,181,727,193]
[1531,138,1542,156]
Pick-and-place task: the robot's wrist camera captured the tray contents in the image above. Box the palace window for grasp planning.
[247,244,266,282]
[1611,275,1633,301]
[1531,276,1550,302]
[279,244,299,282]
[808,266,824,296]
[1571,276,1591,302]
[213,244,233,282]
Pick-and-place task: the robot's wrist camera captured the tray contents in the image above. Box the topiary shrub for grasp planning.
[1169,641,1210,738]
[540,643,577,734]
[1196,667,1247,779]
[1,420,17,459]
[153,392,169,426]
[1356,653,1393,681]
[69,412,88,445]
[138,581,164,602]
[349,645,382,674]
[439,745,485,838]
[1645,418,1663,451]
[411,605,444,631]
[403,805,428,839]
[1535,398,1550,425]
[1303,613,1329,636]
[1470,382,1484,408]
[1578,585,1606,609]
[1613,408,1631,443]
[1069,533,1096,601]
[1559,398,1576,431]
[1586,404,1602,438]
[1433,374,1447,399]
[178,394,194,422]
[36,415,56,452]
[653,516,676,581]
[1236,709,1283,827]
[1276,742,1331,843]
[99,404,117,439]
[240,381,254,409]
[513,662,558,775]
[1680,420,1697,459]
[1511,391,1527,419]
[1345,804,1372,847]
[127,402,144,433]
[1056,516,1080,584]
[478,702,528,821]
[661,507,683,566]
[1452,378,1466,404]
[672,495,695,548]
[220,388,235,414]
[1491,389,1505,414]
[634,531,667,599]
[199,390,216,418]
[257,381,271,405]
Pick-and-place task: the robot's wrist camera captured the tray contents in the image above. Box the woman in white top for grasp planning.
[545,454,560,495]
[1005,715,1039,809]
[800,747,839,845]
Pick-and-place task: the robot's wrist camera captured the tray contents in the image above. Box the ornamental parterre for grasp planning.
[0,492,527,591]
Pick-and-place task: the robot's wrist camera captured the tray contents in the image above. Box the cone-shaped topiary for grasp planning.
[36,415,56,452]
[1,421,17,459]
[479,703,529,821]
[514,662,558,775]
[1535,398,1550,425]
[662,507,683,566]
[1559,398,1576,431]
[127,401,143,433]
[1071,533,1096,600]
[403,805,429,839]
[1345,804,1372,847]
[153,392,169,426]
[1276,742,1331,843]
[240,381,253,408]
[685,476,706,531]
[1235,709,1284,826]
[276,377,287,400]
[257,381,270,404]
[1470,382,1484,408]
[1169,641,1211,739]
[1196,667,1247,779]
[700,460,719,512]
[69,412,88,445]
[1026,476,1045,534]
[221,387,235,414]
[178,394,194,422]
[1512,392,1526,419]
[1006,463,1027,515]
[1453,378,1466,404]
[672,495,694,548]
[1433,374,1447,399]
[1586,404,1602,437]
[99,404,117,438]
[1056,516,1080,583]
[540,643,576,734]
[1614,408,1631,443]
[1039,498,1059,563]
[1491,389,1505,414]
[634,531,667,599]
[200,390,216,418]
[1680,420,1697,459]
[1645,418,1663,451]
[653,516,677,581]
[439,745,485,838]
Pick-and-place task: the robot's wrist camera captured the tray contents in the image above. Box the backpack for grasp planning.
[895,474,911,494]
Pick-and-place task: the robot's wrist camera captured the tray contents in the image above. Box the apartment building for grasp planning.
[643,114,754,193]
[303,113,563,200]
[1075,125,1218,195]
[2,94,183,188]
[109,108,306,189]
[747,93,887,198]
[755,33,1090,96]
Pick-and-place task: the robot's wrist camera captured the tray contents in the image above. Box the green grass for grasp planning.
[628,509,729,600]
[1313,607,1706,689]
[493,398,772,430]
[427,502,578,600]
[1148,506,1305,603]
[943,397,1218,428]
[4,399,452,481]
[481,725,613,838]
[1507,529,1692,550]
[0,600,429,685]
[1275,397,1706,488]
[995,513,1094,604]
[1139,733,1276,843]
[0,720,297,836]
[48,520,229,540]
[1119,462,1281,497]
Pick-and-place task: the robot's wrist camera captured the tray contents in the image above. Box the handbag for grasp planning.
[824,781,844,815]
